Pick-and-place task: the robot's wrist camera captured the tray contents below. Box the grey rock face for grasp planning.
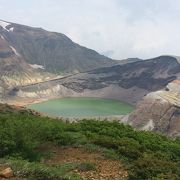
[127,80,180,137]
[2,21,116,74]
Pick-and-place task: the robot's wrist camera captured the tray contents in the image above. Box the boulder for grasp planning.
[0,167,13,178]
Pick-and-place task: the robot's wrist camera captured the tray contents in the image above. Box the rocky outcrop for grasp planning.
[0,167,13,178]
[127,80,180,137]
[0,23,57,99]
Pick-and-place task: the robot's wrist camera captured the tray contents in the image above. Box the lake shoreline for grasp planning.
[27,97,134,119]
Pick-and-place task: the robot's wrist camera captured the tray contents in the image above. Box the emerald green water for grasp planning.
[28,97,134,118]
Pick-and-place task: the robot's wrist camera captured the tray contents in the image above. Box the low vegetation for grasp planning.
[0,104,180,179]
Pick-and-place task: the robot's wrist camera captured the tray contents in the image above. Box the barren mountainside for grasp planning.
[0,22,56,99]
[11,55,180,104]
[0,20,116,74]
[0,19,116,100]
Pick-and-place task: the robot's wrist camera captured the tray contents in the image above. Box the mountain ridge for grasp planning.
[0,19,117,74]
[7,55,180,104]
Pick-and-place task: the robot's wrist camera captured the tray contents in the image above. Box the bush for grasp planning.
[91,135,119,149]
[129,156,180,180]
[3,158,82,180]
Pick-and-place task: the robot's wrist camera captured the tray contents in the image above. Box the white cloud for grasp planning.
[0,0,180,59]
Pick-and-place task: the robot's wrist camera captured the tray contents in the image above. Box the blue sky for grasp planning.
[0,0,180,59]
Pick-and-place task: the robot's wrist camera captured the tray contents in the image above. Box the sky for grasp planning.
[0,0,180,60]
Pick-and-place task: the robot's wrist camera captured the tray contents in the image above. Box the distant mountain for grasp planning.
[101,50,114,58]
[0,20,116,74]
[118,58,143,65]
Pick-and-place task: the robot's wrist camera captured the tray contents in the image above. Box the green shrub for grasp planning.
[129,156,180,180]
[77,162,96,172]
[91,135,119,149]
[4,158,82,180]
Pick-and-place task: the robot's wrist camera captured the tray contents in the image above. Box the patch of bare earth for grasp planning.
[0,165,16,180]
[44,147,128,180]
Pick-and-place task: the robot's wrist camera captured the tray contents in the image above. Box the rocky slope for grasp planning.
[0,27,56,101]
[8,56,180,106]
[60,55,179,104]
[0,20,116,74]
[127,80,180,137]
[0,19,116,101]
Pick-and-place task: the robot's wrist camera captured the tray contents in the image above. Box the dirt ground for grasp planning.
[44,146,128,180]
[0,165,16,180]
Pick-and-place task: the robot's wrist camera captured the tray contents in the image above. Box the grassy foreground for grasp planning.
[0,104,180,179]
